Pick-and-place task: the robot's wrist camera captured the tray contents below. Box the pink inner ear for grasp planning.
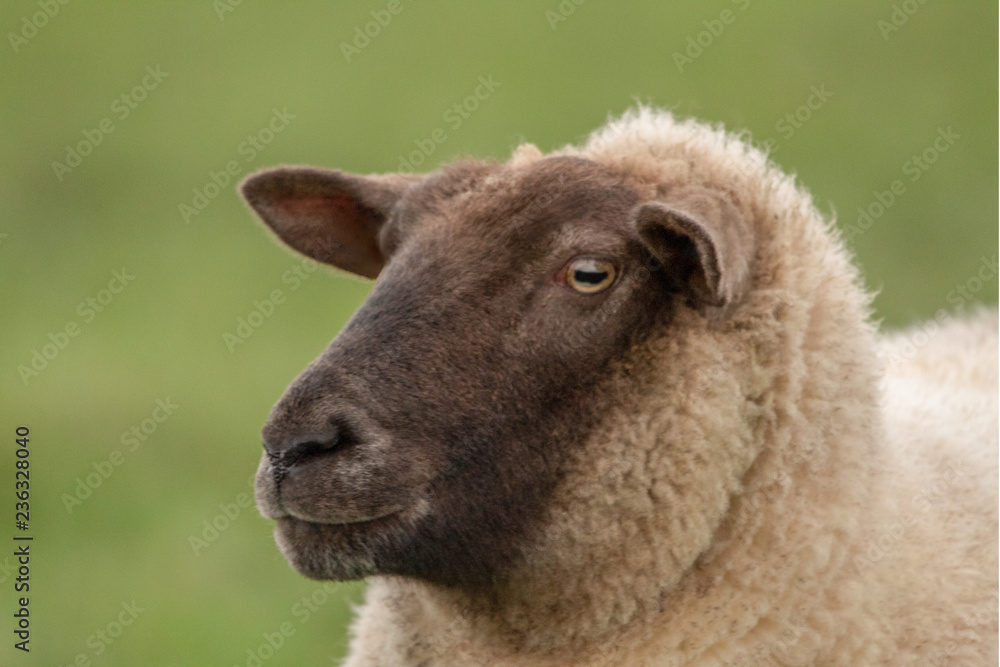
[278,194,358,219]
[273,194,382,277]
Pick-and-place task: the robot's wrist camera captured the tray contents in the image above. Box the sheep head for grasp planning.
[240,154,754,589]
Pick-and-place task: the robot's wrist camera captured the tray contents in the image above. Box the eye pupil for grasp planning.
[564,258,617,294]
[574,269,607,284]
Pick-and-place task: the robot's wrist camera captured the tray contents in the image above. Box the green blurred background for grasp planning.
[1,1,996,664]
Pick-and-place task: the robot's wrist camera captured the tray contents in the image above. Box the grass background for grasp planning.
[0,1,995,665]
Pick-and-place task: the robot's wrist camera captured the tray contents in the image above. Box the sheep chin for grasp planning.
[272,518,375,581]
[273,514,403,581]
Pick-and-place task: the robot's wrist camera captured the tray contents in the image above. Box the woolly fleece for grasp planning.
[341,109,998,666]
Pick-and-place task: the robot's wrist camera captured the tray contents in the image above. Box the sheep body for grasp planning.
[338,109,997,666]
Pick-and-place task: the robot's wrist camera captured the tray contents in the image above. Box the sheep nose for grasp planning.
[261,420,342,468]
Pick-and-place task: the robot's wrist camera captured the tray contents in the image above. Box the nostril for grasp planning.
[282,437,338,466]
[262,418,353,470]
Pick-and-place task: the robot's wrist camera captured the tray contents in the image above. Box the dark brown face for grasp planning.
[240,155,740,587]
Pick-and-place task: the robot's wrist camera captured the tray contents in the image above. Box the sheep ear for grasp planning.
[633,194,753,311]
[240,166,415,279]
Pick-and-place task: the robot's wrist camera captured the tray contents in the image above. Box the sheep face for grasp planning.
[241,155,743,587]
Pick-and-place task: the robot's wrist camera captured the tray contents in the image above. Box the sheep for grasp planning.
[239,107,998,666]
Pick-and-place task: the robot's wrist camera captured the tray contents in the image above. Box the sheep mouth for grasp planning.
[282,505,404,526]
[256,484,409,526]
[253,445,432,526]
[277,491,429,530]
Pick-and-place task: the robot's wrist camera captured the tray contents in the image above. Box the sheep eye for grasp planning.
[564,258,617,294]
